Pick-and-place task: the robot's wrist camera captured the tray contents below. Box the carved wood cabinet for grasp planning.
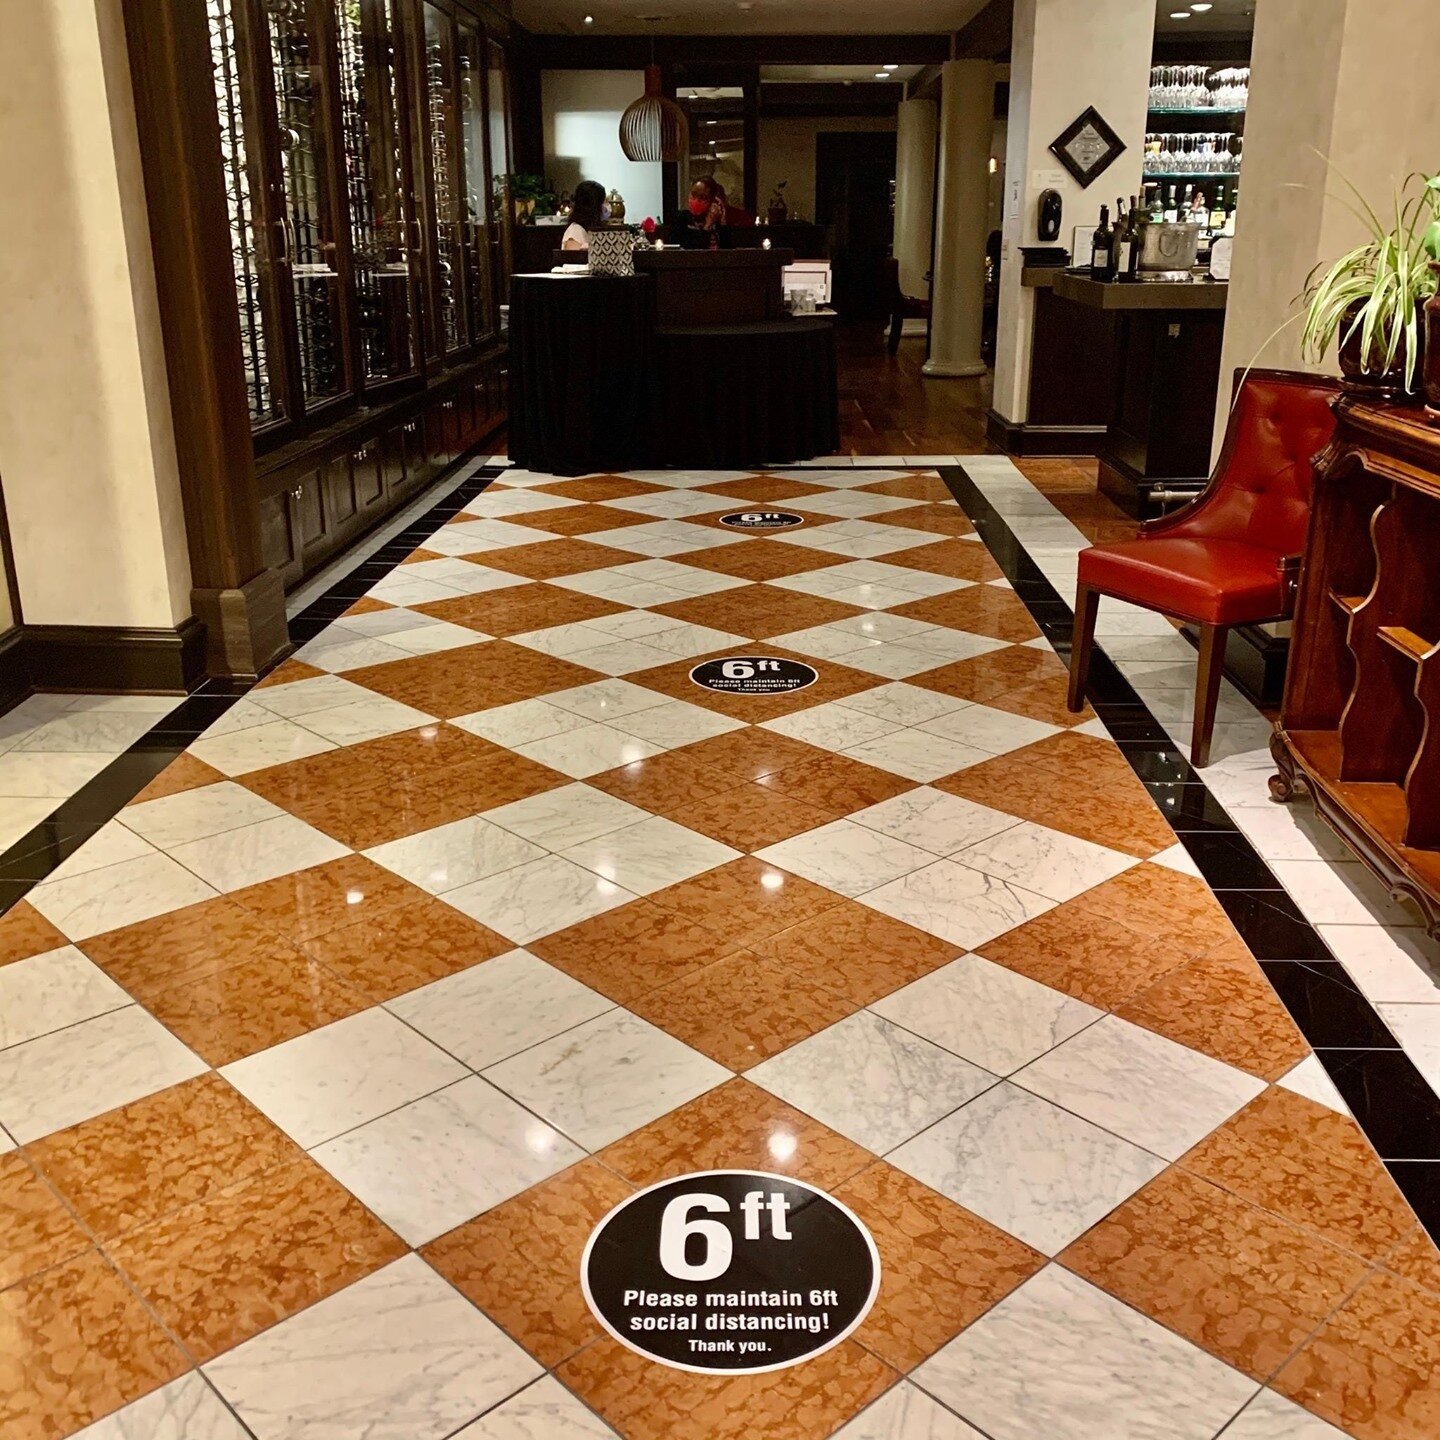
[1272,399,1440,935]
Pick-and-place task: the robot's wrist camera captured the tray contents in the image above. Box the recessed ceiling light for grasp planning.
[583,13,594,23]
[705,119,717,125]
[874,72,889,79]
[883,63,899,71]
[1190,2,1213,8]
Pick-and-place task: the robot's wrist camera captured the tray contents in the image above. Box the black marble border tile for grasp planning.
[0,464,500,911]
[935,460,1439,1239]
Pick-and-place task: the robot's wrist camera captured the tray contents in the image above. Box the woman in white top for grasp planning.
[562,180,607,251]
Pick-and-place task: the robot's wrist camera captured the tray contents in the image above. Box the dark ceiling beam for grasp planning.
[953,0,1013,60]
[526,33,953,68]
[759,83,901,116]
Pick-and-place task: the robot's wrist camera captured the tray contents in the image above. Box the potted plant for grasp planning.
[1301,170,1440,403]
[498,173,555,225]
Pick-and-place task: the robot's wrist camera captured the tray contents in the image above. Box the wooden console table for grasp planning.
[1272,398,1440,935]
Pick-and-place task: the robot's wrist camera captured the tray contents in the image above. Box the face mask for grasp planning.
[688,196,709,216]
[600,203,611,221]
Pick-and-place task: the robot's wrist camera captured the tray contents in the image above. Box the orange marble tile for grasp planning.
[78,896,297,1002]
[555,1336,897,1440]
[398,548,446,564]
[503,503,654,536]
[528,897,738,1003]
[700,475,832,501]
[757,752,916,813]
[859,474,954,500]
[631,950,858,1071]
[341,596,394,616]
[303,895,513,1001]
[871,503,974,536]
[597,1078,875,1191]
[110,1153,405,1363]
[1182,1087,1420,1265]
[1120,952,1310,1080]
[473,537,637,580]
[0,1248,188,1440]
[912,644,1065,703]
[422,1160,634,1368]
[838,1162,1043,1371]
[666,782,841,851]
[1273,1267,1440,1440]
[412,581,626,636]
[753,899,962,1005]
[126,753,227,807]
[665,540,845,582]
[0,901,69,966]
[649,858,844,952]
[254,657,327,689]
[886,539,1004,583]
[229,854,427,943]
[140,948,371,1065]
[533,476,665,500]
[652,584,865,640]
[1061,1167,1370,1381]
[590,751,744,814]
[28,1072,299,1242]
[676,726,831,783]
[1080,863,1242,951]
[889,587,1042,643]
[1385,1227,1440,1295]
[0,1154,90,1289]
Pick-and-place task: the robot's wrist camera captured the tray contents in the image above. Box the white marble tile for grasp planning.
[385,558,524,596]
[451,1377,619,1438]
[365,816,544,894]
[544,679,670,722]
[833,612,943,643]
[747,1011,995,1154]
[198,699,278,739]
[512,723,667,779]
[1220,1389,1349,1438]
[859,859,1055,951]
[609,699,744,748]
[450,698,592,747]
[789,490,920,517]
[844,728,992,782]
[462,490,579,516]
[1318,923,1440,1004]
[311,1076,585,1246]
[120,781,285,850]
[770,625,878,661]
[831,1383,985,1440]
[292,697,435,746]
[1376,1003,1440,1096]
[167,814,350,893]
[562,816,740,895]
[916,704,1062,756]
[841,644,979,681]
[205,1254,541,1440]
[421,517,540,551]
[873,955,1102,1075]
[756,819,932,898]
[1150,842,1205,878]
[0,944,131,1049]
[891,1082,1165,1255]
[388,949,614,1070]
[852,787,1019,857]
[61,693,182,716]
[914,1265,1257,1440]
[637,622,749,658]
[1270,859,1421,928]
[1012,1015,1266,1161]
[0,1005,206,1143]
[30,852,219,941]
[576,609,696,642]
[1275,1055,1351,1117]
[72,1373,250,1440]
[953,822,1137,903]
[0,797,60,850]
[837,683,971,728]
[444,855,636,944]
[328,607,444,640]
[508,622,615,659]
[483,782,650,851]
[43,820,157,881]
[826,581,931,611]
[561,638,682,676]
[484,1009,728,1150]
[293,632,416,673]
[220,1007,466,1149]
[893,629,1008,664]
[0,751,112,798]
[762,701,901,752]
[189,718,337,777]
[16,709,158,754]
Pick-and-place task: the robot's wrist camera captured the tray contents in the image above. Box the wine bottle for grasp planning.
[1114,197,1135,280]
[1090,204,1113,281]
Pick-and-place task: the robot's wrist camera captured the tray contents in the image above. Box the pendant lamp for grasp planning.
[619,64,688,163]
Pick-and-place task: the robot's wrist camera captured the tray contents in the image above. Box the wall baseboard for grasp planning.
[985,409,1107,457]
[0,618,207,705]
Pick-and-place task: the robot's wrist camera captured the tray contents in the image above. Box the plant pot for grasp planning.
[1338,298,1423,404]
[1425,263,1440,416]
[514,197,535,225]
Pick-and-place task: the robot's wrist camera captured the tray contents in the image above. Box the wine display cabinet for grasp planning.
[1273,400,1440,935]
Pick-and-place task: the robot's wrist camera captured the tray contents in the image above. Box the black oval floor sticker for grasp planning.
[581,1170,880,1374]
[719,510,805,530]
[690,656,817,695]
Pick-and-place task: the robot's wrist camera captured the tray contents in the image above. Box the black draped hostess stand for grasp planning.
[507,249,839,474]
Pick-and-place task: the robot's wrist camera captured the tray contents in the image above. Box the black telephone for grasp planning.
[1038,188,1063,242]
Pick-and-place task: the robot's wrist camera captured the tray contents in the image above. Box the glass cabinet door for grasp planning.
[419,2,464,358]
[337,0,420,388]
[457,20,493,343]
[485,36,512,332]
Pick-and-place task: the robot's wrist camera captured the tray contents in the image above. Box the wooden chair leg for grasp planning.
[1192,624,1230,768]
[1068,584,1099,713]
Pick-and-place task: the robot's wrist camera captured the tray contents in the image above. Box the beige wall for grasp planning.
[757,114,898,222]
[1215,0,1440,450]
[0,0,192,630]
[541,70,665,220]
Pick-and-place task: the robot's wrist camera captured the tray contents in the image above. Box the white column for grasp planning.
[1213,0,1440,454]
[991,0,1152,423]
[924,61,995,379]
[0,0,192,629]
[893,97,938,303]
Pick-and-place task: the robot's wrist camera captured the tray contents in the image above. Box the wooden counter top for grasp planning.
[1053,270,1228,310]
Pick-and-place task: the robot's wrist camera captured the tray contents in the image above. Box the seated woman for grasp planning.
[562,180,608,251]
[686,177,726,248]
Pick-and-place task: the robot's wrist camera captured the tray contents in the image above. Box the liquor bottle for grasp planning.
[1163,184,1179,223]
[1114,197,1135,280]
[1090,204,1113,281]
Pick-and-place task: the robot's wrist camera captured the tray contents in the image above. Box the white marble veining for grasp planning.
[769,624,879,661]
[891,1082,1165,1255]
[511,723,667,779]
[748,1011,996,1154]
[837,681,971,728]
[221,1007,467,1148]
[389,949,614,1070]
[451,698,592,747]
[843,727,991,782]
[914,1265,1258,1440]
[0,751,113,799]
[635,621,749,658]
[167,814,350,893]
[311,1076,585,1246]
[852,787,1018,857]
[1219,1389,1349,1439]
[0,1005,206,1143]
[0,945,131,1050]
[30,851,219,941]
[608,699,744,748]
[557,638,681,676]
[1319,922,1440,1003]
[1269,859,1421,928]
[484,1009,728,1150]
[953,821,1137,904]
[289,697,436,746]
[188,717,338,777]
[831,1383,986,1440]
[205,1254,541,1440]
[561,816,740,894]
[292,631,416,673]
[838,643,978,681]
[120,781,286,850]
[761,700,902,752]
[915,704,1062,756]
[543,679,669,722]
[859,859,1056,951]
[482,783,649,852]
[365,816,545,894]
[383,558,523,596]
[15,709,160,754]
[1012,1016,1266,1161]
[0,796,64,850]
[444,855,635,944]
[450,1377,619,1438]
[756,819,933,898]
[873,955,1102,1075]
[42,821,157,882]
[72,1373,251,1440]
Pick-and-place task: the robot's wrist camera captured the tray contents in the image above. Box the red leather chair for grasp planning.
[1067,369,1340,766]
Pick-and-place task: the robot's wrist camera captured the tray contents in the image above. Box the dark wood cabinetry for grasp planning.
[1272,400,1440,935]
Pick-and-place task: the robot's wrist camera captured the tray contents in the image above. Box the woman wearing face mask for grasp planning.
[562,180,608,251]
[687,176,726,248]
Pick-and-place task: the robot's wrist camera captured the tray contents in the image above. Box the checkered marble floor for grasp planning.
[1,465,1436,1440]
